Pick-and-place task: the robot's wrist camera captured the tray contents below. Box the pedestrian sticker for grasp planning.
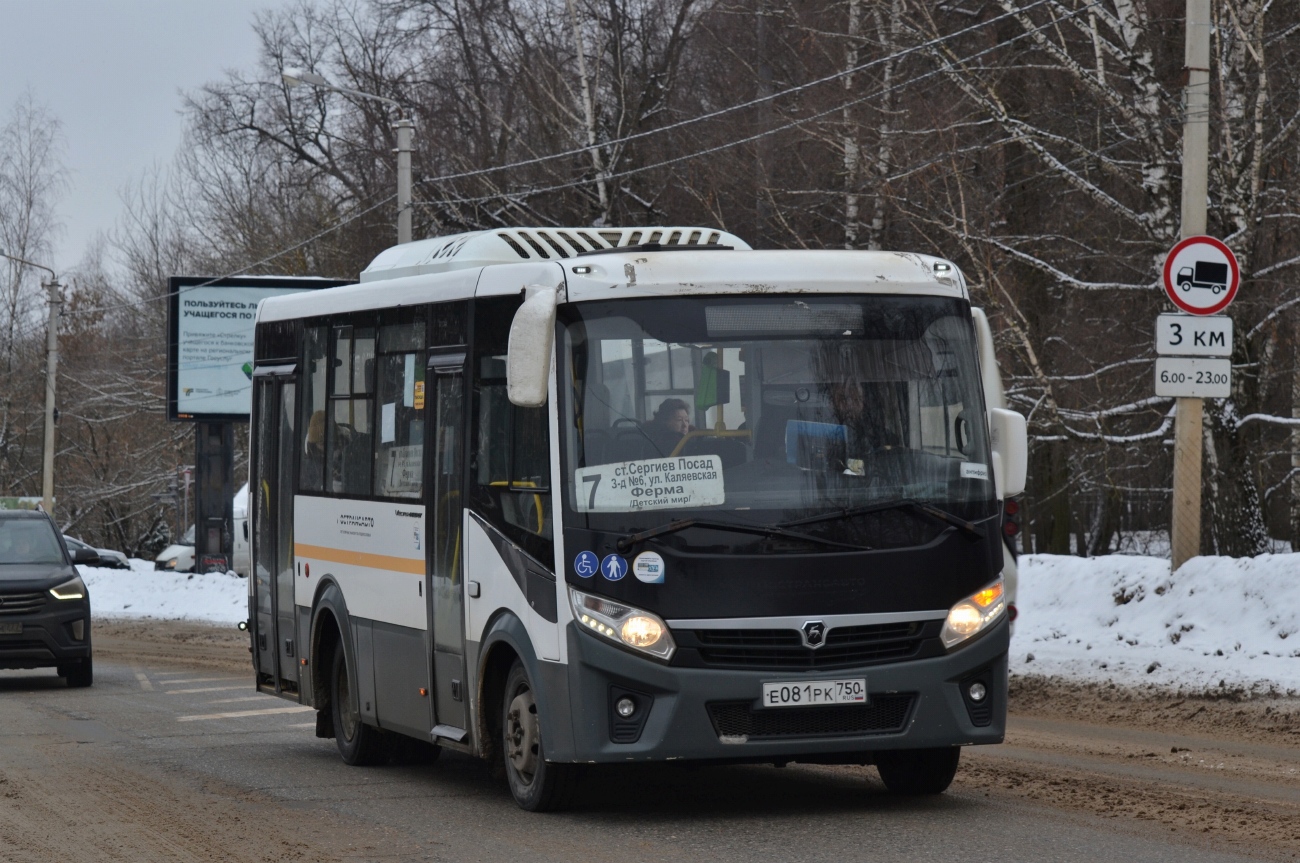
[573,550,599,578]
[634,551,665,584]
[600,554,628,581]
[574,455,725,513]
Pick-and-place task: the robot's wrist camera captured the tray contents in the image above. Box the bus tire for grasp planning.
[875,747,960,795]
[502,660,576,811]
[330,646,385,766]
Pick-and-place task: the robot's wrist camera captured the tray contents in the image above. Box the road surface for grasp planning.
[0,620,1296,862]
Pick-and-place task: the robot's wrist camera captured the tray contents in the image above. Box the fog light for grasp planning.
[71,619,85,641]
[616,697,636,718]
[968,681,987,702]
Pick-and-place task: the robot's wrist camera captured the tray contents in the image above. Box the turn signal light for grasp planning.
[972,583,1004,608]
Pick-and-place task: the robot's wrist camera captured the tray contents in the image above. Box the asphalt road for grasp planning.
[0,652,1281,863]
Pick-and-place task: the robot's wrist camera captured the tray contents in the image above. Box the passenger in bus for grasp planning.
[302,410,326,490]
[826,381,903,470]
[643,397,694,457]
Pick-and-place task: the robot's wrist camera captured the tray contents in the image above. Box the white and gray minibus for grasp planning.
[248,226,1027,810]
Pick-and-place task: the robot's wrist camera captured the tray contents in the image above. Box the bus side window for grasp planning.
[374,317,427,499]
[327,324,375,496]
[300,325,328,492]
[471,297,553,560]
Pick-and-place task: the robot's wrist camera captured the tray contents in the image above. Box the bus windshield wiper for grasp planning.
[615,518,873,554]
[777,499,984,540]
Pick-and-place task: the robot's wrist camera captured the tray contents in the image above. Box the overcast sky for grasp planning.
[0,0,297,272]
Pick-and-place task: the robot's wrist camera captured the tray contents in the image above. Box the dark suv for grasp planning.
[0,510,93,686]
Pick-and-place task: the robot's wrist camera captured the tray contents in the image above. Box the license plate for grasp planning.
[0,622,21,635]
[762,678,866,708]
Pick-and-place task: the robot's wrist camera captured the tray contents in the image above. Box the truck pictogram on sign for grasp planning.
[1176,261,1229,294]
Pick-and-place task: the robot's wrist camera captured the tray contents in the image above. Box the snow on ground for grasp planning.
[1014,552,1300,696]
[83,558,247,626]
[81,550,1300,696]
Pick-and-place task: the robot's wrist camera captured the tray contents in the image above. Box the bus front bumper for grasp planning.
[550,616,1008,764]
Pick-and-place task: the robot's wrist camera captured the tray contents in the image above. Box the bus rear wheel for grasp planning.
[502,660,576,811]
[331,647,385,766]
[875,747,961,795]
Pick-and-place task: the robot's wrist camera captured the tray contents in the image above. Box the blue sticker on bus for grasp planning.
[573,550,599,578]
[600,554,628,581]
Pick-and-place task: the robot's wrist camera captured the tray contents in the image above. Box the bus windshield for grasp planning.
[559,294,998,549]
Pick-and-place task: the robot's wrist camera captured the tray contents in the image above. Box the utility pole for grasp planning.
[395,117,414,245]
[1170,0,1211,571]
[0,251,60,517]
[41,277,62,515]
[281,69,414,245]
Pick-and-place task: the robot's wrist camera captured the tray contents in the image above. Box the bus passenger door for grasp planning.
[429,352,467,730]
[252,371,300,696]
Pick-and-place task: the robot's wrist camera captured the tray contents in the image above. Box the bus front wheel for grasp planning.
[502,660,576,811]
[331,646,385,766]
[875,747,961,795]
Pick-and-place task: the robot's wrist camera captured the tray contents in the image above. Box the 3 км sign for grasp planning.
[167,276,352,422]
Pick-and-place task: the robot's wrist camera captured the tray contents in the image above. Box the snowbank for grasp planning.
[79,550,1300,696]
[1014,552,1300,696]
[82,559,248,626]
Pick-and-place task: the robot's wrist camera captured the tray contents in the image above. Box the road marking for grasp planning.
[165,686,250,695]
[177,706,314,722]
[151,671,192,676]
[206,696,275,705]
[288,722,316,728]
[160,677,243,685]
[130,665,153,691]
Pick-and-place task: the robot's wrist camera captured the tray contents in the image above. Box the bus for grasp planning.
[248,226,1027,811]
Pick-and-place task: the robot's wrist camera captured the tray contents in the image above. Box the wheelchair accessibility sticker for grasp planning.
[573,550,599,578]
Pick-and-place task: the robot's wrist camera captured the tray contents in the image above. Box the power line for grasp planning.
[59,0,1092,323]
[416,2,1097,212]
[63,194,396,317]
[413,0,1058,187]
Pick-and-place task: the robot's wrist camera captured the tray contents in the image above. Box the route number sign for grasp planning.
[1154,357,1232,398]
[1162,236,1239,316]
[1155,313,1232,357]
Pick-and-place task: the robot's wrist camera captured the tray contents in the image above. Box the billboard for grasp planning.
[167,276,352,421]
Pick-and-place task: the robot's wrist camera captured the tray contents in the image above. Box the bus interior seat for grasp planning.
[681,435,748,469]
[752,405,801,461]
[581,428,610,465]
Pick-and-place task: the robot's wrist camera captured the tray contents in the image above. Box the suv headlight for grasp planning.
[50,575,87,601]
[940,579,1006,649]
[569,587,676,661]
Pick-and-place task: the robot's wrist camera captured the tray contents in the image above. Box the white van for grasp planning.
[153,482,251,576]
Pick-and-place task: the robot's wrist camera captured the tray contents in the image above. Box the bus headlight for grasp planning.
[940,579,1006,649]
[569,587,676,661]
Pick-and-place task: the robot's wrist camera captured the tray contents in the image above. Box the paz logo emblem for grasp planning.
[801,620,827,649]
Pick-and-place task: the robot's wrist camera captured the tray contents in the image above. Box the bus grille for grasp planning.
[0,592,47,616]
[691,621,930,670]
[706,695,915,740]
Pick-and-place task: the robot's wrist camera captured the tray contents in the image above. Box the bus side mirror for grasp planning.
[988,408,1027,498]
[507,284,558,407]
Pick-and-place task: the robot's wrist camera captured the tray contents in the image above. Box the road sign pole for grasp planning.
[1171,0,1211,572]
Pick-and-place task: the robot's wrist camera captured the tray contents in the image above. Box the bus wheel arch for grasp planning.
[309,580,349,739]
[476,611,542,767]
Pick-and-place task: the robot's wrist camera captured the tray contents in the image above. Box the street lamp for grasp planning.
[282,67,414,245]
[0,251,61,516]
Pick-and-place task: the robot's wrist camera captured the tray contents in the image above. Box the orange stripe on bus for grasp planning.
[294,543,425,575]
